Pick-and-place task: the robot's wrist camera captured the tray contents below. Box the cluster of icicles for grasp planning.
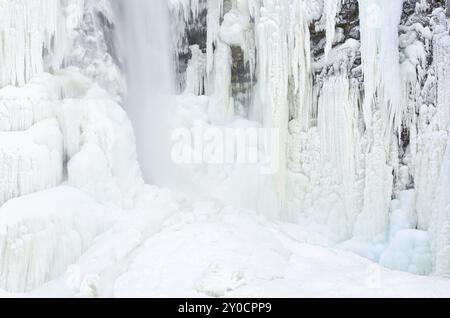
[0,0,85,87]
[170,0,450,275]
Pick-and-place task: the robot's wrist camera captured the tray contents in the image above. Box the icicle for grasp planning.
[324,0,341,59]
[185,45,207,95]
[317,73,361,235]
[358,0,404,133]
[208,42,234,124]
[206,0,224,75]
[0,0,85,88]
[430,140,450,276]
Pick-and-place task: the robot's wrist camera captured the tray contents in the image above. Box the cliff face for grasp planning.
[171,0,450,275]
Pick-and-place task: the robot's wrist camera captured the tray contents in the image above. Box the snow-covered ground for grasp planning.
[0,185,449,298]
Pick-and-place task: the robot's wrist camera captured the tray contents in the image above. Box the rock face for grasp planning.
[171,0,450,275]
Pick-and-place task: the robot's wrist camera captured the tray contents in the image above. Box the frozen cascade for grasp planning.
[111,0,176,188]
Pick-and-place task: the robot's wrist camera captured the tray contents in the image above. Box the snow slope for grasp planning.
[1,195,449,298]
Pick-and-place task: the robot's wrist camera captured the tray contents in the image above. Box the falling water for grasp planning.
[111,0,176,187]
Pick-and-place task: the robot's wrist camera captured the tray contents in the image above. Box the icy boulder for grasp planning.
[0,186,110,292]
[380,229,432,275]
[57,85,144,208]
[0,119,63,206]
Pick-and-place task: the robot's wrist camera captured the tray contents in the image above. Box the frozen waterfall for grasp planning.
[111,0,176,187]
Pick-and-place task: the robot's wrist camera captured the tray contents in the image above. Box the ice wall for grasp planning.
[0,0,145,292]
[171,0,450,275]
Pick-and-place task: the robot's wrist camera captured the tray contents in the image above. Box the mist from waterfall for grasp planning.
[111,0,176,187]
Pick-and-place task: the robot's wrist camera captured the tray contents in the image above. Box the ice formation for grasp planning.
[0,0,144,292]
[171,0,450,277]
[0,0,449,297]
[0,0,83,87]
[0,186,108,292]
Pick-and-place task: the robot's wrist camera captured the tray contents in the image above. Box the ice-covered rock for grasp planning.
[0,74,61,131]
[0,186,109,292]
[380,229,432,275]
[0,119,63,206]
[57,86,144,209]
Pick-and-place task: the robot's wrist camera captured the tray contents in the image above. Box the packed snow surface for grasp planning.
[1,189,449,298]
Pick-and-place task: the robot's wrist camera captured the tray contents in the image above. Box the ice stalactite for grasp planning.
[323,0,342,59]
[353,114,394,239]
[0,0,72,88]
[435,34,450,132]
[427,32,450,275]
[208,42,234,124]
[168,0,204,62]
[287,1,313,131]
[415,31,450,230]
[358,0,404,132]
[287,72,362,240]
[206,0,224,75]
[251,0,291,206]
[350,0,404,240]
[185,45,207,95]
[430,141,450,276]
[317,74,362,236]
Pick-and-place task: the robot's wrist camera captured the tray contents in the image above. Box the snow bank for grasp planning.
[0,186,109,292]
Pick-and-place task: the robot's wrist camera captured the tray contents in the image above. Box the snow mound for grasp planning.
[58,92,144,209]
[0,186,110,292]
[113,203,450,298]
[380,230,432,275]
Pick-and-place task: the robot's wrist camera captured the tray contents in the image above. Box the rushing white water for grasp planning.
[111,0,176,187]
